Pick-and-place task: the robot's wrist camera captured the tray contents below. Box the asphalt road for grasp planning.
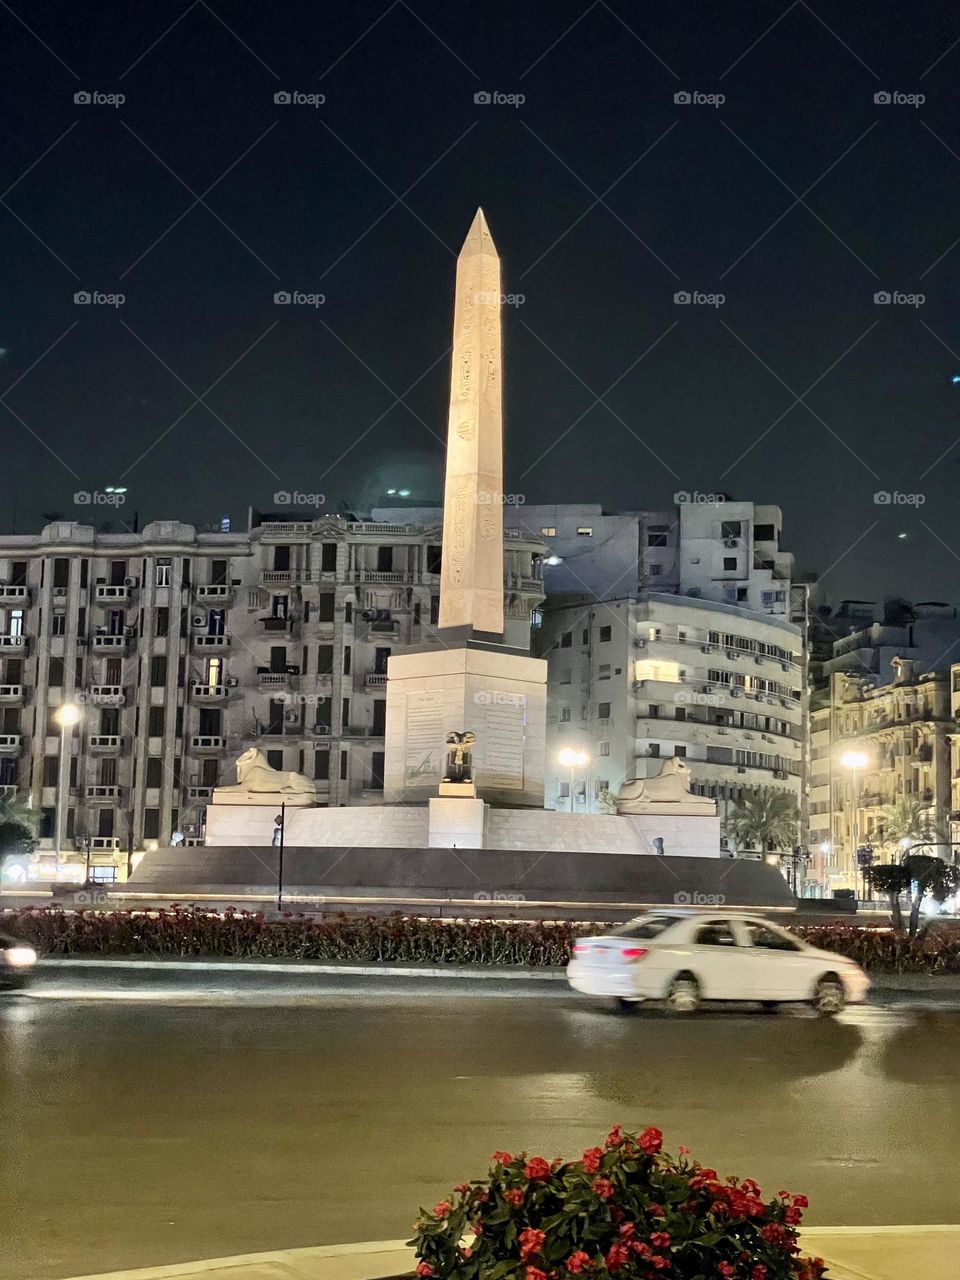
[1,978,957,1280]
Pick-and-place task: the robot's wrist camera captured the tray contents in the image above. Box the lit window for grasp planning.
[635,658,681,683]
[540,526,556,537]
[576,527,593,537]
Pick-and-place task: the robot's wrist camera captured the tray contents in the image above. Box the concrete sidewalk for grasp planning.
[60,1227,960,1280]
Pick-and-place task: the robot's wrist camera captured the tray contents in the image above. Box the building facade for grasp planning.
[0,515,544,877]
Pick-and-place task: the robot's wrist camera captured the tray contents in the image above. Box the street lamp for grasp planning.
[557,747,589,812]
[53,702,81,877]
[840,750,870,897]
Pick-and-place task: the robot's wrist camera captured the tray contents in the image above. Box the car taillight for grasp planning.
[622,947,648,961]
[573,944,590,954]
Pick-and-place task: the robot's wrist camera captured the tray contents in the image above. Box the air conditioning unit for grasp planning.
[124,576,139,588]
[700,644,715,654]
[730,688,742,698]
[755,656,764,664]
[774,769,787,779]
[284,709,299,723]
[756,694,766,703]
[124,625,136,636]
[53,587,67,597]
[726,650,738,660]
[313,723,330,735]
[635,639,646,648]
[360,610,375,621]
[781,662,790,672]
[192,614,206,627]
[723,538,738,549]
[225,676,239,688]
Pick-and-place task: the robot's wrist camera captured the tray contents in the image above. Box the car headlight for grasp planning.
[4,946,37,967]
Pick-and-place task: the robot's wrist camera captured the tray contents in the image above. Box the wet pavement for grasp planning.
[1,981,957,1280]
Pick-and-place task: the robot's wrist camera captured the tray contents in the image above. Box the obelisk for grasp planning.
[438,208,504,639]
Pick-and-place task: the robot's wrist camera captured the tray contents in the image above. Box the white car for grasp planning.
[566,911,871,1015]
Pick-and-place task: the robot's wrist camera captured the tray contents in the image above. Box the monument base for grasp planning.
[384,646,547,809]
[428,796,485,848]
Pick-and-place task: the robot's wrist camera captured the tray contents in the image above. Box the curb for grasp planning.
[35,957,566,981]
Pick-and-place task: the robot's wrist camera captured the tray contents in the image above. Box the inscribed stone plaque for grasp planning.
[477,693,526,790]
[404,691,446,787]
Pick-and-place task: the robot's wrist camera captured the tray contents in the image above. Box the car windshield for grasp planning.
[611,915,677,940]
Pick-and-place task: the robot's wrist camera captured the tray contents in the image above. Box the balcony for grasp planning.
[191,682,231,702]
[365,672,388,690]
[351,570,411,584]
[87,685,125,706]
[0,734,22,753]
[195,583,234,602]
[193,634,231,650]
[191,735,226,752]
[261,570,311,585]
[91,836,122,851]
[90,633,128,652]
[0,584,29,604]
[93,583,134,605]
[188,785,215,801]
[89,735,123,752]
[259,616,291,632]
[259,671,296,691]
[507,575,543,593]
[0,684,24,704]
[0,634,26,649]
[86,785,122,802]
[0,783,18,798]
[261,521,313,538]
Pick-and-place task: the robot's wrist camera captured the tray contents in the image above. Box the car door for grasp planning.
[736,920,813,999]
[687,920,752,999]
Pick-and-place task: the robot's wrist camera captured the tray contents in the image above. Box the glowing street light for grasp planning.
[840,750,870,898]
[557,746,589,813]
[54,702,82,875]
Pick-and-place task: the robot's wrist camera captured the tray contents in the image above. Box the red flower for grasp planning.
[678,1144,690,1154]
[647,1203,665,1217]
[415,1265,434,1277]
[431,1201,451,1218]
[651,1257,670,1271]
[566,1251,591,1274]
[582,1146,604,1173]
[651,1232,671,1249]
[784,1206,802,1225]
[605,1124,625,1149]
[792,1194,809,1208]
[505,1188,525,1206]
[524,1157,552,1182]
[491,1151,513,1164]
[592,1177,615,1199]
[717,1264,735,1278]
[631,1242,652,1260]
[618,1221,636,1239]
[460,1247,473,1259]
[453,1182,469,1194]
[637,1126,663,1154]
[520,1228,547,1261]
[525,1268,549,1280]
[751,1267,768,1280]
[605,1243,630,1272]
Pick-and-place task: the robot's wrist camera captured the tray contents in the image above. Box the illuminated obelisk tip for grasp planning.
[438,208,504,638]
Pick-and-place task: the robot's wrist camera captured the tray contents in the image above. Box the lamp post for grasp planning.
[557,747,589,812]
[840,750,869,897]
[53,702,81,878]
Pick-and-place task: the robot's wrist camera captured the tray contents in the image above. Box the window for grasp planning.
[370,750,385,788]
[318,593,335,623]
[341,697,349,729]
[343,646,351,675]
[560,631,572,648]
[744,924,801,952]
[694,923,737,947]
[557,781,570,798]
[146,758,163,787]
[427,545,442,575]
[560,707,571,722]
[582,629,589,645]
[148,706,165,736]
[53,558,69,589]
[647,525,669,547]
[540,526,556,537]
[599,741,610,757]
[595,778,609,796]
[721,520,742,539]
[48,656,64,686]
[376,546,394,572]
[317,644,334,674]
[635,658,681,683]
[155,558,172,587]
[647,743,660,757]
[754,523,776,542]
[321,543,337,572]
[598,664,611,680]
[340,749,348,780]
[372,701,386,735]
[42,756,58,786]
[613,915,676,940]
[314,750,330,780]
[598,702,611,719]
[143,809,160,839]
[599,625,611,642]
[429,596,439,624]
[674,745,686,758]
[649,564,662,577]
[51,614,66,637]
[155,607,169,637]
[576,527,593,537]
[723,557,737,570]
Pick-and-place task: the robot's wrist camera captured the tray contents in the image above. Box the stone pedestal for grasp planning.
[384,645,547,808]
[428,796,486,849]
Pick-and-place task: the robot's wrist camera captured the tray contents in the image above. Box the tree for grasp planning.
[726,789,800,854]
[878,798,948,854]
[866,855,960,937]
[0,792,38,857]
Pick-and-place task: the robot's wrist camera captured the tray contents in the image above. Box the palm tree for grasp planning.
[726,789,800,854]
[878,798,948,857]
[0,792,38,856]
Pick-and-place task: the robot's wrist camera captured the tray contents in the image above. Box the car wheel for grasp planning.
[613,997,638,1014]
[759,1001,780,1013]
[666,973,700,1014]
[813,975,846,1016]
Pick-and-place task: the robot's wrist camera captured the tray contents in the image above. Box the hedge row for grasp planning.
[4,908,960,973]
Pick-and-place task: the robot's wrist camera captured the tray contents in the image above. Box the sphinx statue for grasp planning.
[213,747,316,803]
[615,757,716,816]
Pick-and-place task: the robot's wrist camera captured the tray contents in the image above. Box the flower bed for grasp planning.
[410,1124,825,1279]
[3,907,959,974]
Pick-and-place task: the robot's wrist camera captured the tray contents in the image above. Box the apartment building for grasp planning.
[0,514,545,878]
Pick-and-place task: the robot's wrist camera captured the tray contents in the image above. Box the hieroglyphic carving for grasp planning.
[438,209,505,635]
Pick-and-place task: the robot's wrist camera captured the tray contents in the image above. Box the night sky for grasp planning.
[3,0,960,604]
